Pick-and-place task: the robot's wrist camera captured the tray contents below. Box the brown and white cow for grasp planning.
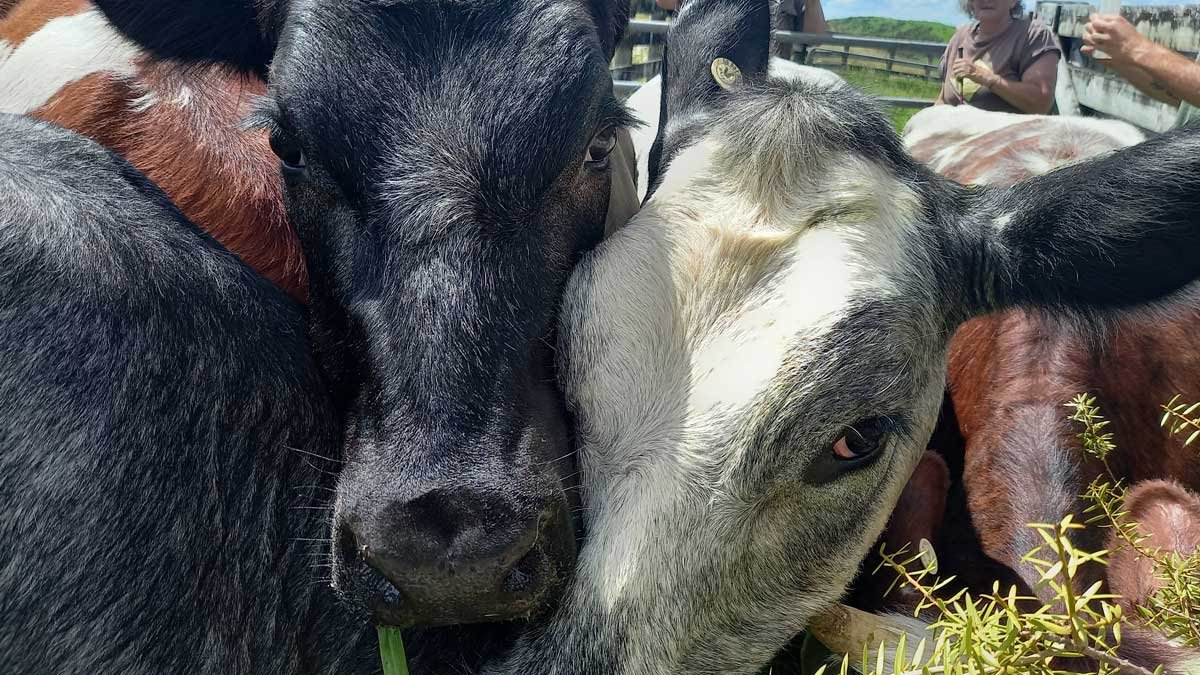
[0,0,305,300]
[899,104,1200,670]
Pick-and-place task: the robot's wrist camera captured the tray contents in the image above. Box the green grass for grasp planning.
[824,66,941,131]
[823,17,952,69]
[827,17,956,43]
[834,66,942,99]
[378,626,410,675]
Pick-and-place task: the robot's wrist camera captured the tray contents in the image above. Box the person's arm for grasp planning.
[1100,60,1182,105]
[1083,14,1200,108]
[950,51,1058,114]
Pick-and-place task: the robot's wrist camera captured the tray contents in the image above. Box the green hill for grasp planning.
[828,17,956,43]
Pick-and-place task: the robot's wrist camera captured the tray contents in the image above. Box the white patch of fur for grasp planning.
[128,90,158,114]
[623,74,663,200]
[992,211,1015,234]
[927,141,976,175]
[647,137,718,201]
[906,103,1147,150]
[903,104,1145,179]
[902,104,1021,149]
[0,9,141,115]
[768,58,845,88]
[173,85,194,109]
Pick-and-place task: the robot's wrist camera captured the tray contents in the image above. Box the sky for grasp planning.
[822,0,1169,27]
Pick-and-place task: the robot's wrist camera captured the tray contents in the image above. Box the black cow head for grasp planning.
[94,0,631,631]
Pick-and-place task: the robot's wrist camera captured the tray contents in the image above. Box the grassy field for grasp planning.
[824,66,942,131]
[827,17,956,43]
[814,16,952,131]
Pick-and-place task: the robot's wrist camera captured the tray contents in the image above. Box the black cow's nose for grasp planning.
[336,487,572,627]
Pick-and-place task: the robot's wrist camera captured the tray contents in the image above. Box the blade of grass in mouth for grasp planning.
[378,625,410,675]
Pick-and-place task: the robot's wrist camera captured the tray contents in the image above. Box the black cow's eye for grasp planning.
[832,418,890,462]
[268,129,307,173]
[585,127,617,169]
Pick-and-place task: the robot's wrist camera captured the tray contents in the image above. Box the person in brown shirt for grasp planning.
[936,0,1061,114]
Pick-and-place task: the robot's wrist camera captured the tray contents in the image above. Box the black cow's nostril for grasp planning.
[502,548,544,594]
[336,488,572,627]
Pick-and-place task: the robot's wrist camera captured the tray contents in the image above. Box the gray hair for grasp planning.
[959,0,1025,18]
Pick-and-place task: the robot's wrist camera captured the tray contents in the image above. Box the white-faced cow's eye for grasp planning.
[832,418,890,462]
[268,128,307,174]
[584,127,617,170]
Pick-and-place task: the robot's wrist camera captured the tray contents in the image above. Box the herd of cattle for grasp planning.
[1,0,1199,673]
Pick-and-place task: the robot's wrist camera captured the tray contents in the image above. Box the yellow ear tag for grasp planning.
[711,57,743,90]
[918,538,939,575]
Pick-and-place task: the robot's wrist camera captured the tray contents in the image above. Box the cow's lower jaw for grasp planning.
[480,568,845,675]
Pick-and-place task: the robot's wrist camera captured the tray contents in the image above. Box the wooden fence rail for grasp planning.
[1036,1,1197,133]
[610,78,932,110]
[617,19,946,107]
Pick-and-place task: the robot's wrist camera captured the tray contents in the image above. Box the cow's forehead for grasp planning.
[267,0,614,207]
[277,0,599,87]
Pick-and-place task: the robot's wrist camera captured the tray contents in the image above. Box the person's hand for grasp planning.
[655,0,679,9]
[950,57,1000,87]
[1083,13,1151,65]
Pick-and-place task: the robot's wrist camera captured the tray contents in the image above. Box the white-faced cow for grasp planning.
[1,0,636,672]
[473,2,1200,673]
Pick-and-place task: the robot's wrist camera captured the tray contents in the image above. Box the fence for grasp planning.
[611,19,946,110]
[805,47,940,80]
[1036,1,1200,132]
[613,6,1200,133]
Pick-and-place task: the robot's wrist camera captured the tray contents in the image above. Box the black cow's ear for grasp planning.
[953,127,1200,319]
[93,0,282,76]
[587,0,632,61]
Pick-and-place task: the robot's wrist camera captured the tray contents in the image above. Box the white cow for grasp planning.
[903,104,1145,184]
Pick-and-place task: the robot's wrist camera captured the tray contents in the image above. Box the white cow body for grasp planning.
[902,104,1145,185]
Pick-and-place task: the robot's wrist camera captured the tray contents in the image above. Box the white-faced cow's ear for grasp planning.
[956,128,1200,319]
[646,0,772,196]
[93,0,280,77]
[586,0,632,61]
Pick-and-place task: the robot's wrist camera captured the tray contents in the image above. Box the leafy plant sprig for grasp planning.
[816,394,1200,675]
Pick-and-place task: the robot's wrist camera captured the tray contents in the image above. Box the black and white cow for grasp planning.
[471,1,1200,673]
[1,0,635,673]
[86,0,630,626]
